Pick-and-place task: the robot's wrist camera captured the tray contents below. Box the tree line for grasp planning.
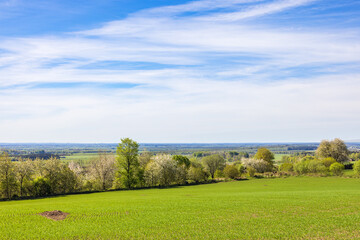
[1,138,359,200]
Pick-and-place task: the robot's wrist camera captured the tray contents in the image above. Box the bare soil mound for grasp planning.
[39,210,69,221]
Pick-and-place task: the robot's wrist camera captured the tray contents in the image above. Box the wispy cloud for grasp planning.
[0,0,359,142]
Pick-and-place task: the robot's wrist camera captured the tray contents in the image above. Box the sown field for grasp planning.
[61,153,103,164]
[0,177,360,239]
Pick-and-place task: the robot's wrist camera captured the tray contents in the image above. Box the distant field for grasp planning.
[1,177,360,239]
[61,153,109,163]
[273,153,288,163]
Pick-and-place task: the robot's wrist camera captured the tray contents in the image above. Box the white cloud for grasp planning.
[0,0,360,142]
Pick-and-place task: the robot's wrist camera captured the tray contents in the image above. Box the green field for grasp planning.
[61,153,103,164]
[1,177,360,239]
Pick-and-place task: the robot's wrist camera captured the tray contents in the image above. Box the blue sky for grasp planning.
[0,0,359,143]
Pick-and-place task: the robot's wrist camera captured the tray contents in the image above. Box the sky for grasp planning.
[0,0,359,143]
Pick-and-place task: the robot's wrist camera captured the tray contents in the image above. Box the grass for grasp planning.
[1,177,360,239]
[274,153,288,163]
[61,153,104,164]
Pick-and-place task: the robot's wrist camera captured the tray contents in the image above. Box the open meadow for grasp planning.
[0,177,359,239]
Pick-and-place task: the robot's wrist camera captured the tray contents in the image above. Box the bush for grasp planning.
[321,157,336,168]
[247,167,256,177]
[294,159,327,175]
[223,165,240,179]
[353,161,360,176]
[279,163,294,172]
[329,162,345,176]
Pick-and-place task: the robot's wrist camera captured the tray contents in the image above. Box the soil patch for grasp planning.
[39,210,69,221]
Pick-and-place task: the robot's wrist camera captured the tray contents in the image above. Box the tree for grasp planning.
[0,152,18,199]
[223,165,240,179]
[254,148,275,165]
[173,155,191,184]
[144,160,159,186]
[151,154,177,186]
[202,154,225,179]
[316,138,349,163]
[15,158,34,197]
[188,166,209,183]
[353,161,360,176]
[116,138,140,189]
[90,152,116,190]
[138,150,152,168]
[242,158,272,173]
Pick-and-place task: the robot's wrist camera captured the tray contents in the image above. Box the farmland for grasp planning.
[0,177,359,239]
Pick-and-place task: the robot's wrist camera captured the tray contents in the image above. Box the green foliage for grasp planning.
[353,161,360,176]
[254,148,275,165]
[321,157,336,168]
[32,177,51,197]
[279,162,294,172]
[329,162,345,176]
[172,155,191,168]
[116,138,140,189]
[235,163,245,174]
[202,154,225,179]
[0,152,18,199]
[214,169,224,178]
[223,165,240,179]
[247,167,256,177]
[188,166,209,183]
[349,152,360,161]
[293,159,327,175]
[316,138,349,163]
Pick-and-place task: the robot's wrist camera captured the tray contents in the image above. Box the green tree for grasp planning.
[223,165,240,179]
[353,161,360,176]
[15,158,34,197]
[116,138,140,189]
[173,155,191,184]
[202,154,225,179]
[254,148,275,165]
[316,138,349,163]
[0,152,18,199]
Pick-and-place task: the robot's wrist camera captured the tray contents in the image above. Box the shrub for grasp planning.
[321,157,336,168]
[294,159,327,175]
[353,161,360,176]
[223,165,240,179]
[247,167,256,177]
[279,163,294,173]
[329,162,345,176]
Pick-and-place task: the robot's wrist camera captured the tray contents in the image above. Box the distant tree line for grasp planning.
[1,138,359,200]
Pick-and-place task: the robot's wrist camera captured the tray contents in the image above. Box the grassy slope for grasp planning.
[0,177,360,239]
